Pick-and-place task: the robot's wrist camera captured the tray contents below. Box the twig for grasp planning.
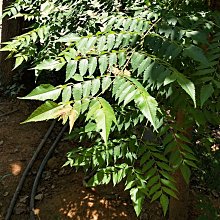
[0,109,19,117]
[0,174,12,182]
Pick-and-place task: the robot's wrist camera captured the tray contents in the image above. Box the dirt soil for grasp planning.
[0,98,219,220]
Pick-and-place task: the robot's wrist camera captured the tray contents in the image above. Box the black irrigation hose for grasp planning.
[30,123,68,220]
[5,120,56,220]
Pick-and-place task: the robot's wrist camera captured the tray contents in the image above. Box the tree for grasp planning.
[1,0,220,218]
[0,0,22,85]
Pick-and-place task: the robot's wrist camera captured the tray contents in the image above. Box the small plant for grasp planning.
[197,195,220,220]
[0,71,25,97]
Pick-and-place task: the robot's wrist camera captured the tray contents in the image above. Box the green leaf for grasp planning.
[107,34,115,51]
[79,59,88,76]
[112,171,118,186]
[149,183,161,196]
[118,85,135,104]
[57,33,80,43]
[62,86,72,102]
[69,103,80,132]
[86,37,96,52]
[170,151,182,168]
[123,89,137,106]
[183,45,209,65]
[66,60,77,81]
[175,133,191,143]
[109,53,117,71]
[173,71,196,107]
[140,152,153,165]
[145,167,157,180]
[164,141,176,155]
[81,98,90,113]
[200,84,214,108]
[102,77,112,92]
[76,37,88,54]
[115,81,130,100]
[114,33,124,48]
[83,80,92,98]
[130,19,138,31]
[72,83,82,101]
[94,98,117,145]
[143,62,155,83]
[123,18,132,30]
[22,101,63,123]
[20,84,62,101]
[31,31,38,43]
[136,20,144,32]
[164,74,176,86]
[142,160,154,172]
[184,159,197,168]
[97,36,106,52]
[125,180,135,191]
[91,79,100,96]
[157,161,172,171]
[159,171,175,182]
[152,153,168,162]
[160,194,169,216]
[114,18,124,29]
[162,187,178,199]
[180,143,194,154]
[112,77,126,96]
[127,77,158,129]
[138,58,151,76]
[73,74,84,82]
[131,52,145,72]
[86,99,100,120]
[180,163,191,184]
[151,190,162,202]
[89,57,98,76]
[14,56,24,69]
[84,122,96,132]
[34,59,63,71]
[133,195,144,217]
[130,188,144,216]
[146,175,159,188]
[99,55,108,75]
[118,51,126,67]
[161,179,178,192]
[37,27,44,43]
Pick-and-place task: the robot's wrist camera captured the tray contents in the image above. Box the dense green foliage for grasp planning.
[1,0,220,216]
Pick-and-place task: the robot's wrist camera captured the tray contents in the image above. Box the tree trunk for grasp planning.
[209,0,220,10]
[169,170,189,220]
[0,0,21,86]
[169,111,190,220]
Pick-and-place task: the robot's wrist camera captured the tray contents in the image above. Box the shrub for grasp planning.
[1,0,220,216]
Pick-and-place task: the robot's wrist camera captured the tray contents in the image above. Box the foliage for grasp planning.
[1,0,220,217]
[196,195,220,220]
[194,128,220,191]
[0,71,25,97]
